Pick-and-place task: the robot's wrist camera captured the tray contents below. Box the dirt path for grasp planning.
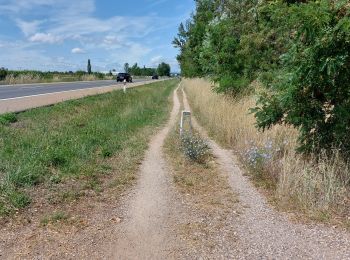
[109,87,183,259]
[2,84,350,259]
[181,87,350,259]
[0,87,184,260]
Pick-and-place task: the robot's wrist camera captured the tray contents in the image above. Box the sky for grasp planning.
[0,0,195,72]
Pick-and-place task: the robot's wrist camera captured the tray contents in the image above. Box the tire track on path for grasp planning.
[110,87,183,259]
[181,85,350,259]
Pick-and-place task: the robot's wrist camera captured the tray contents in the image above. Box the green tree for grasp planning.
[0,67,8,80]
[87,59,92,74]
[173,0,218,77]
[174,0,350,156]
[157,62,171,77]
[254,1,350,155]
[124,63,130,73]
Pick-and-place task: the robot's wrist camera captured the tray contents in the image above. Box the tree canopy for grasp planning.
[174,0,350,156]
[127,62,171,77]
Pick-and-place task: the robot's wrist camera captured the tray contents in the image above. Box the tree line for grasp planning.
[123,62,171,77]
[0,67,107,81]
[174,0,350,157]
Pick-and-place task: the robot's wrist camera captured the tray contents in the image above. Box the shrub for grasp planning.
[254,1,350,156]
[243,141,273,170]
[181,131,209,162]
[0,113,17,125]
[184,78,350,221]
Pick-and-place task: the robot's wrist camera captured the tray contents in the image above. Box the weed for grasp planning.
[181,131,209,163]
[7,190,31,209]
[41,211,69,226]
[0,113,17,125]
[183,78,350,225]
[0,79,178,215]
[0,188,31,216]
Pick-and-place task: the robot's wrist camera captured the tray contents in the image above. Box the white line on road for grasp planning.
[0,84,121,101]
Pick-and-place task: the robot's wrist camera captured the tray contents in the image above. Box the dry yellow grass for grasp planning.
[2,73,112,85]
[183,78,350,223]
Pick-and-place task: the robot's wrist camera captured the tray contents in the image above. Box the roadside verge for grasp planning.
[0,79,168,114]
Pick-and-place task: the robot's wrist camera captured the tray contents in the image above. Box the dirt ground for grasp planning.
[181,86,350,259]
[1,85,350,259]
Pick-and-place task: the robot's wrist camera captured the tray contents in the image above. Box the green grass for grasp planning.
[0,79,178,216]
[0,113,17,125]
[40,211,70,226]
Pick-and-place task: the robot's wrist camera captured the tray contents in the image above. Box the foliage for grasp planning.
[124,62,130,73]
[87,59,92,74]
[175,0,350,156]
[254,1,350,155]
[181,131,209,162]
[157,62,171,76]
[128,62,171,76]
[0,67,7,80]
[0,113,17,125]
[129,63,156,76]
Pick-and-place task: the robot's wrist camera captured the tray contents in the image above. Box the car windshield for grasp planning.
[118,73,126,76]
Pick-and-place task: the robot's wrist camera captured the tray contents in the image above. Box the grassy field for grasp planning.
[0,79,178,217]
[183,78,350,226]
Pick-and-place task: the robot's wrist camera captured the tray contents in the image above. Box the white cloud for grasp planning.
[29,33,61,44]
[0,0,93,15]
[0,40,80,71]
[103,35,123,47]
[0,0,184,71]
[16,19,42,36]
[150,55,164,66]
[71,48,85,54]
[148,0,169,7]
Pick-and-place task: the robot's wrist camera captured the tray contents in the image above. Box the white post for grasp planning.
[180,110,192,136]
[123,79,127,93]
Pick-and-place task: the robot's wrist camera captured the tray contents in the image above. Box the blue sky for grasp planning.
[0,0,194,72]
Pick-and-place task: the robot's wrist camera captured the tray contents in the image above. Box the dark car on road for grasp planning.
[152,74,159,80]
[117,73,132,82]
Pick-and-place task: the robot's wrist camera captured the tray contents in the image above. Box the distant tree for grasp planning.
[157,62,171,77]
[0,67,8,80]
[124,63,130,73]
[108,70,113,76]
[87,59,92,74]
[130,63,141,76]
[76,70,86,76]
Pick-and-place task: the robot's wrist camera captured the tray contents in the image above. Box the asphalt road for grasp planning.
[0,79,150,100]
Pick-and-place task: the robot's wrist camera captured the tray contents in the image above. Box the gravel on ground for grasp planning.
[182,86,350,260]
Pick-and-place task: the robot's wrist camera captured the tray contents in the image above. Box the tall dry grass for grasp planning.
[183,78,350,220]
[2,73,111,85]
[3,74,42,85]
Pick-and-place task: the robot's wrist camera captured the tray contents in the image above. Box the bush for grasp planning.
[0,113,17,125]
[93,72,105,79]
[181,131,209,162]
[0,67,7,80]
[254,1,350,156]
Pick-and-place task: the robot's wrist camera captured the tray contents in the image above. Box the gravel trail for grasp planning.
[182,86,350,260]
[110,87,183,259]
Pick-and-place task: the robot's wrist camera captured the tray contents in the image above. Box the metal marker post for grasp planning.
[180,110,192,136]
[123,79,127,93]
